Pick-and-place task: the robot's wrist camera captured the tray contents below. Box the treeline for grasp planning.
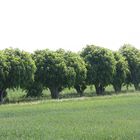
[0,44,140,103]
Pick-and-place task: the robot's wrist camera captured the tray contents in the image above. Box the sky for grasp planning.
[0,0,140,52]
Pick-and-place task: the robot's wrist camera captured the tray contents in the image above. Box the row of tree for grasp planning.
[0,44,140,103]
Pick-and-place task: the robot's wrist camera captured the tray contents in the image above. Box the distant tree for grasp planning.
[31,49,76,99]
[81,45,116,95]
[0,51,9,103]
[112,52,129,93]
[0,48,36,103]
[26,51,44,97]
[63,51,87,96]
[119,44,140,90]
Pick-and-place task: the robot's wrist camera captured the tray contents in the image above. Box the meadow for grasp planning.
[0,92,140,140]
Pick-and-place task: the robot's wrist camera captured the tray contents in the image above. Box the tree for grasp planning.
[63,51,87,96]
[112,52,129,93]
[81,45,116,95]
[119,44,140,90]
[0,51,9,103]
[0,48,36,103]
[26,52,44,97]
[32,49,76,99]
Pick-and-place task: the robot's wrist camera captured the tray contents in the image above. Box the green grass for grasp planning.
[6,85,136,103]
[0,93,140,140]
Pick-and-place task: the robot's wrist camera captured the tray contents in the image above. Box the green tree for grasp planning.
[64,51,87,96]
[81,45,116,95]
[0,48,36,103]
[119,44,140,90]
[112,52,129,93]
[32,49,76,99]
[26,52,44,97]
[0,50,9,103]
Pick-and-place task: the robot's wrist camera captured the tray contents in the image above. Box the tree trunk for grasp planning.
[95,84,105,95]
[126,84,129,91]
[50,87,59,99]
[95,84,99,95]
[0,90,4,104]
[75,84,86,97]
[75,87,83,97]
[134,83,140,91]
[113,84,122,93]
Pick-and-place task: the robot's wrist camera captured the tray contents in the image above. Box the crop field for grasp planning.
[0,93,140,140]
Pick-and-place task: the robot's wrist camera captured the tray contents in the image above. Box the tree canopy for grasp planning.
[0,48,36,103]
[31,49,76,98]
[1,44,140,102]
[63,51,87,96]
[119,44,140,90]
[4,48,36,89]
[81,45,116,95]
[0,50,9,103]
[112,52,129,92]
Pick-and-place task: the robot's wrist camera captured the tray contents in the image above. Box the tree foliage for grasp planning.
[0,48,36,103]
[81,45,116,95]
[112,52,129,92]
[119,44,140,90]
[4,48,36,89]
[63,51,87,96]
[32,49,76,99]
[0,51,9,103]
[1,44,140,102]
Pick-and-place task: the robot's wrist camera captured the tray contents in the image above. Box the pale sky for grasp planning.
[0,0,140,52]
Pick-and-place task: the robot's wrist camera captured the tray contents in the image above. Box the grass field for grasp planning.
[0,93,140,140]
